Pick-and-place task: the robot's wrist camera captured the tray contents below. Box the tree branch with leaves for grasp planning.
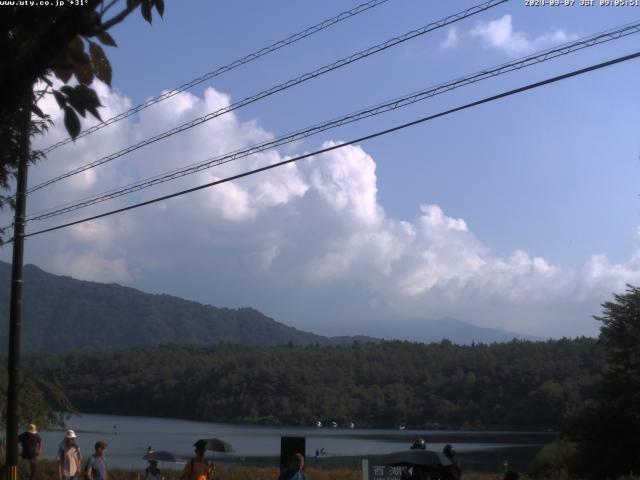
[0,0,164,239]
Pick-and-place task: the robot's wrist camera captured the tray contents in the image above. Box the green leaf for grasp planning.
[67,48,91,67]
[63,90,87,118]
[71,85,103,121]
[73,63,94,85]
[89,41,112,86]
[85,104,102,121]
[66,38,94,85]
[141,0,152,23]
[31,105,46,119]
[52,67,73,84]
[63,106,81,139]
[53,90,66,109]
[97,31,117,47]
[68,35,84,55]
[152,0,164,17]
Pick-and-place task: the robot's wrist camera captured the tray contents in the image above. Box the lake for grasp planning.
[38,413,555,474]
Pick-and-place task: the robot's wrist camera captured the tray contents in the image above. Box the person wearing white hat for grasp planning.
[18,424,41,480]
[57,429,83,480]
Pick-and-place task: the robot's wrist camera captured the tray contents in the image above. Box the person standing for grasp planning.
[277,453,306,480]
[181,440,213,480]
[85,441,108,480]
[57,429,82,480]
[18,423,41,480]
[442,444,462,480]
[144,459,162,480]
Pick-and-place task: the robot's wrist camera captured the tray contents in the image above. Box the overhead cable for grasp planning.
[40,0,393,154]
[24,21,640,223]
[28,0,507,194]
[15,49,640,242]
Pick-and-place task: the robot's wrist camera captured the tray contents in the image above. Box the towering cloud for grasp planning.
[3,81,638,338]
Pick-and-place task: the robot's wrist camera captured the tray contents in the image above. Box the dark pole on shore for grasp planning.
[5,97,30,480]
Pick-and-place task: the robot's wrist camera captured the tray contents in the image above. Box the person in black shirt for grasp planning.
[18,424,42,480]
[442,444,462,480]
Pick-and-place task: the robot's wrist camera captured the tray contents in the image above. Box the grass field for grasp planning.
[7,457,640,479]
[5,457,510,480]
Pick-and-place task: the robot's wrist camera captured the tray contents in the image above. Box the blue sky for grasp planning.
[3,0,640,338]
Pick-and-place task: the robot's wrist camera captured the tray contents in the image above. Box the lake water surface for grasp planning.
[38,413,555,474]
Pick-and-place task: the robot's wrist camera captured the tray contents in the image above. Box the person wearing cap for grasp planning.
[442,444,462,480]
[144,459,162,480]
[57,429,82,480]
[85,441,108,480]
[410,438,426,450]
[181,440,213,480]
[18,423,41,480]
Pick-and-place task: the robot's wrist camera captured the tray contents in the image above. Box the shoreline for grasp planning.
[58,411,561,433]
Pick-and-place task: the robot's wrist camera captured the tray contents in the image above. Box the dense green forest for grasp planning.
[26,338,601,430]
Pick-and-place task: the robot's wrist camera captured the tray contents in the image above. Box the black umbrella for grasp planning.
[196,438,234,453]
[143,450,183,463]
[378,450,451,467]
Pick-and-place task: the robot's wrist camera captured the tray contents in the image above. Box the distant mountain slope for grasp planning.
[0,261,539,352]
[366,317,541,344]
[0,261,376,353]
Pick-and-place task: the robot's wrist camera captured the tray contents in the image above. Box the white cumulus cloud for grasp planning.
[470,14,577,56]
[440,27,459,50]
[3,80,638,338]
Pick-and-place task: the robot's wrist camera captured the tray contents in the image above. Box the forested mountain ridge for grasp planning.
[0,261,536,352]
[25,338,602,430]
[0,261,376,352]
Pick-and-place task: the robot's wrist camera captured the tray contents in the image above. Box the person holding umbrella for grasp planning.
[181,440,213,480]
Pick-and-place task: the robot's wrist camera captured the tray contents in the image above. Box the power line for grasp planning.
[27,0,507,195]
[40,0,392,154]
[15,50,640,242]
[24,20,640,224]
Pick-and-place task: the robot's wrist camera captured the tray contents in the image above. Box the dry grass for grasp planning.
[6,458,640,480]
[2,459,504,480]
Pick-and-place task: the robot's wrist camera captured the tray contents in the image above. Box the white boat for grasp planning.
[331,421,337,428]
[347,422,355,429]
[398,425,406,430]
[315,421,322,427]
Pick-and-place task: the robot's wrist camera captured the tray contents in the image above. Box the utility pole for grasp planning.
[5,97,30,480]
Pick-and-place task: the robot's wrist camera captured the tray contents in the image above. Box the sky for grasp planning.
[3,0,640,338]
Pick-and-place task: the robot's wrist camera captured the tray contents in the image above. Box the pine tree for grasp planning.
[569,285,640,478]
